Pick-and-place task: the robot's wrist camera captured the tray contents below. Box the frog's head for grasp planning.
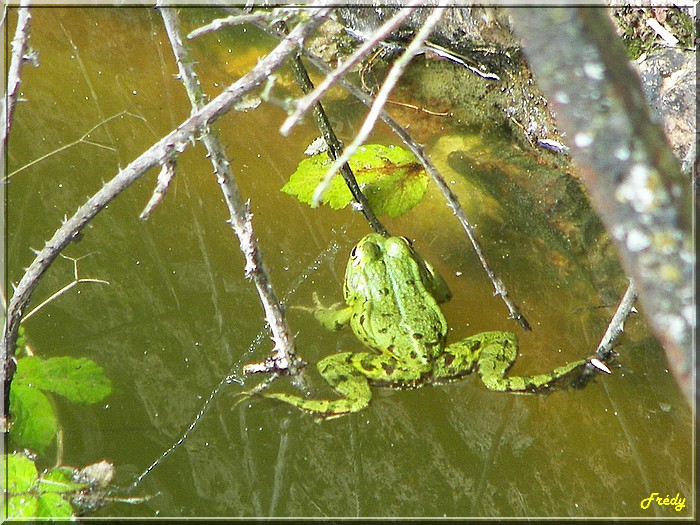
[343,234,452,304]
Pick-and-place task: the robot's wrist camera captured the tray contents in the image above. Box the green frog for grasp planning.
[261,234,595,419]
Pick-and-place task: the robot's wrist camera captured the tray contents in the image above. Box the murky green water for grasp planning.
[6,7,693,518]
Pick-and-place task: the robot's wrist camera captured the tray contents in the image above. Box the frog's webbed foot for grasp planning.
[259,352,372,420]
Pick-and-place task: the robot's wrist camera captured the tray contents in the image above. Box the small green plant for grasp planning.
[282,143,428,218]
[7,452,83,518]
[6,452,118,518]
[10,354,112,453]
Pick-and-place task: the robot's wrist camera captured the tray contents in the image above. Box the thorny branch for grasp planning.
[2,3,32,162]
[158,5,307,380]
[2,9,326,391]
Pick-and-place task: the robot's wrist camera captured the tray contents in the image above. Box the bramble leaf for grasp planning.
[9,384,58,453]
[282,144,428,218]
[15,356,112,404]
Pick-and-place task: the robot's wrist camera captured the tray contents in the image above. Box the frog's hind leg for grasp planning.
[436,331,587,393]
[261,352,372,420]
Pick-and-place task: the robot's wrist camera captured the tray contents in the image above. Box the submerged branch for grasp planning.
[23,254,109,322]
[2,10,325,390]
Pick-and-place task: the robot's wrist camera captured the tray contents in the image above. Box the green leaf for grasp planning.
[282,144,428,218]
[9,383,58,453]
[15,356,112,404]
[7,453,39,493]
[40,467,88,493]
[37,492,74,518]
[9,494,39,518]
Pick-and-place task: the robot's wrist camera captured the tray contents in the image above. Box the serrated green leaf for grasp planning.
[16,356,112,404]
[37,492,74,518]
[7,453,39,493]
[9,494,39,518]
[283,144,428,218]
[9,383,58,453]
[40,467,87,493]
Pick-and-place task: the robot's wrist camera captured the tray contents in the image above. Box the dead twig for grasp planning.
[594,280,638,362]
[187,12,279,40]
[138,156,176,220]
[23,254,109,322]
[574,280,638,387]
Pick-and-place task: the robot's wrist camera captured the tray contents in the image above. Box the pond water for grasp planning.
[5,7,693,518]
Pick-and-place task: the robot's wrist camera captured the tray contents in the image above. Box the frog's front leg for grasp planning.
[310,292,353,331]
[261,352,373,420]
[433,331,587,392]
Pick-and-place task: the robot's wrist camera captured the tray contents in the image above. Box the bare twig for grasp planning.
[23,254,109,322]
[574,280,638,387]
[2,10,325,390]
[6,110,144,181]
[159,5,310,378]
[2,3,32,162]
[311,7,445,207]
[279,2,422,136]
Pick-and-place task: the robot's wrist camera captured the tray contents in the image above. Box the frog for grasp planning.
[259,233,596,419]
